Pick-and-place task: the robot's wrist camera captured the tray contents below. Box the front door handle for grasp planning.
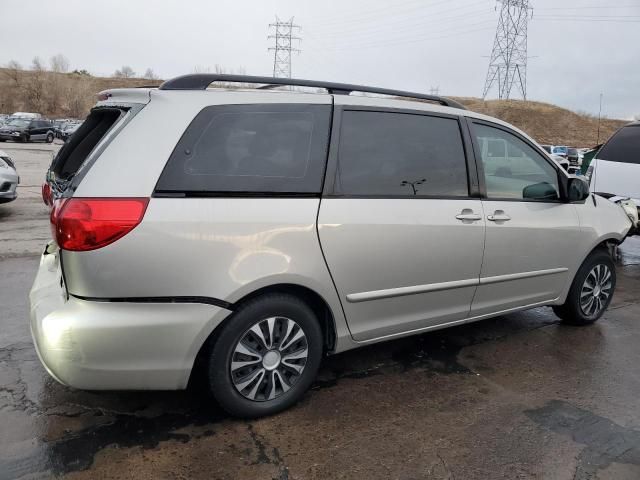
[487,210,511,222]
[456,209,482,222]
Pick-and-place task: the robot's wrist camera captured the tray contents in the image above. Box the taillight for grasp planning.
[42,182,53,207]
[51,198,149,251]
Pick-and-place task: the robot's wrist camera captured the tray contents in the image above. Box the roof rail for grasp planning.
[158,74,466,110]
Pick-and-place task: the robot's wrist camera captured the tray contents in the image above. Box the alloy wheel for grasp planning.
[230,316,308,401]
[579,264,613,317]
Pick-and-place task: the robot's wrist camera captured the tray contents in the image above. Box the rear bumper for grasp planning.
[29,243,232,390]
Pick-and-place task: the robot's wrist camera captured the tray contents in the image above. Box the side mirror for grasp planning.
[568,177,590,202]
[522,182,559,201]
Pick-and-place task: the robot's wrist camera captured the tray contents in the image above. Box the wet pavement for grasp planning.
[0,238,638,479]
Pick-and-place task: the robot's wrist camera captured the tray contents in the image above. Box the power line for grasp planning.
[268,17,301,78]
[311,0,488,33]
[310,0,459,28]
[535,18,640,23]
[305,19,496,51]
[537,4,640,10]
[483,0,532,100]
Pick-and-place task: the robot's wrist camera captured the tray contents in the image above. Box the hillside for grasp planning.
[456,97,626,148]
[0,67,160,119]
[0,67,625,147]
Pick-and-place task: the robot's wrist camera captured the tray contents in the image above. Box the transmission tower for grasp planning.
[482,0,533,100]
[268,17,301,78]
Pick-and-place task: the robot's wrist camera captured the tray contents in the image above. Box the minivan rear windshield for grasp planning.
[51,108,124,180]
[597,125,640,164]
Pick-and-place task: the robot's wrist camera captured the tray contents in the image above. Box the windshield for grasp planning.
[597,125,640,164]
[567,148,578,155]
[7,119,30,128]
[552,146,567,154]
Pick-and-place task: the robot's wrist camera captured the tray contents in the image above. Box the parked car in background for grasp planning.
[567,147,580,166]
[0,149,19,203]
[588,121,640,233]
[32,74,634,418]
[0,118,55,143]
[551,154,570,171]
[53,120,69,139]
[540,144,552,154]
[60,122,81,141]
[552,145,568,158]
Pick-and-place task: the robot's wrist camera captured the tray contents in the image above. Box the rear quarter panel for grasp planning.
[62,198,352,351]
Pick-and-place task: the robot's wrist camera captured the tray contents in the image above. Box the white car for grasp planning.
[0,150,19,203]
[588,121,640,234]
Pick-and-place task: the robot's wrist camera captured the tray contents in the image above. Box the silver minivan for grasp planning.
[31,75,633,417]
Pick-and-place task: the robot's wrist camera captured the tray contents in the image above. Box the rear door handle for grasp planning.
[487,210,511,222]
[456,209,482,222]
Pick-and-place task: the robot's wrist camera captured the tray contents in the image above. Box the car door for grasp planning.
[318,105,486,342]
[468,120,583,317]
[29,120,44,141]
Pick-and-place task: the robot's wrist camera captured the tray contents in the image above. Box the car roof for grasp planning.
[100,85,543,148]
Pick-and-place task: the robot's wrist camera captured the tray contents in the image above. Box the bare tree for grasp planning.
[113,66,135,78]
[31,56,46,72]
[192,65,211,74]
[143,68,159,80]
[24,58,47,112]
[3,60,22,85]
[50,54,70,73]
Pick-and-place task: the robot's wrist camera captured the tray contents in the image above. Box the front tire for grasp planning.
[553,249,616,325]
[46,133,54,143]
[208,293,323,418]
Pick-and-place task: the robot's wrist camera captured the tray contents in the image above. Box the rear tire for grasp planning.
[553,249,616,325]
[208,293,323,418]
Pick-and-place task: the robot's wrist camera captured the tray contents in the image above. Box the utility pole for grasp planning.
[268,17,301,78]
[482,0,533,100]
[596,93,603,144]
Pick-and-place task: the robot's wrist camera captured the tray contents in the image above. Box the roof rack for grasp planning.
[158,74,466,110]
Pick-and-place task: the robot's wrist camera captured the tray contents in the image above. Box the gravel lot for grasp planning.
[1,144,639,479]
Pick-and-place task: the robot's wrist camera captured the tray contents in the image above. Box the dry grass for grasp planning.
[0,67,160,119]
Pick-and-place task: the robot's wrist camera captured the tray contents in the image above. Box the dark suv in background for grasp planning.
[0,118,55,143]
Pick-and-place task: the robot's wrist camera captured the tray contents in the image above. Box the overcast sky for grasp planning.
[1,0,638,119]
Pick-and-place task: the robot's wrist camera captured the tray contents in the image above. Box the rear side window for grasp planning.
[156,104,331,194]
[333,110,468,197]
[52,108,123,180]
[597,125,640,164]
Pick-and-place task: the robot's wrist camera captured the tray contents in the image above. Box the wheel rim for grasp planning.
[230,316,308,402]
[579,264,612,317]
